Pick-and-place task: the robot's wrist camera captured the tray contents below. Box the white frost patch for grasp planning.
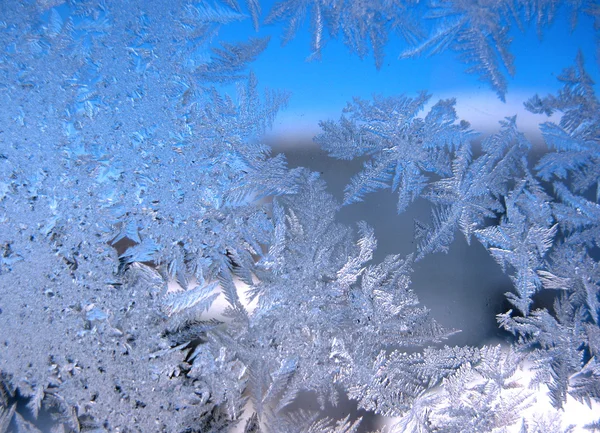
[380,352,600,432]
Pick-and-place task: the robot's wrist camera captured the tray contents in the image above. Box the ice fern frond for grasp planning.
[316,94,473,213]
[186,2,248,25]
[398,345,533,433]
[221,0,262,31]
[498,295,591,410]
[476,187,557,315]
[265,0,421,67]
[262,410,362,433]
[526,53,600,200]
[525,52,598,134]
[552,182,600,248]
[543,243,600,325]
[195,73,291,155]
[479,116,531,198]
[415,205,460,259]
[496,232,600,411]
[163,281,220,316]
[186,169,468,430]
[346,346,480,417]
[317,92,432,160]
[342,158,397,206]
[335,221,376,293]
[415,117,532,260]
[196,37,271,83]
[416,142,498,259]
[401,0,516,101]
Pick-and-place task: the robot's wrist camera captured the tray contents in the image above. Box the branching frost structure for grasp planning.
[317,55,600,429]
[265,0,600,100]
[0,0,599,432]
[315,93,474,213]
[0,1,293,431]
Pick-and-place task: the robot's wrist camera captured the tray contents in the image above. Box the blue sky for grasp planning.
[216,1,600,142]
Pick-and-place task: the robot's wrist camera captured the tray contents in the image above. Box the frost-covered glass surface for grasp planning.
[0,1,599,432]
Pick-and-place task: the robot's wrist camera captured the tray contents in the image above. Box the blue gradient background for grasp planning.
[216,2,599,141]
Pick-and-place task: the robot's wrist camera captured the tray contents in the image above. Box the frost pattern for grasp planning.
[395,345,534,432]
[0,1,295,431]
[265,0,600,99]
[315,93,473,213]
[0,0,599,432]
[316,55,600,428]
[265,0,421,66]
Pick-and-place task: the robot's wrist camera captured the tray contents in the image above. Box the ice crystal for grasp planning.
[401,0,517,101]
[396,345,534,432]
[265,0,421,66]
[316,93,473,213]
[180,170,467,430]
[1,0,600,432]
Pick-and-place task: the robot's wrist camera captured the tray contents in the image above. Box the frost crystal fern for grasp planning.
[1,0,600,432]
